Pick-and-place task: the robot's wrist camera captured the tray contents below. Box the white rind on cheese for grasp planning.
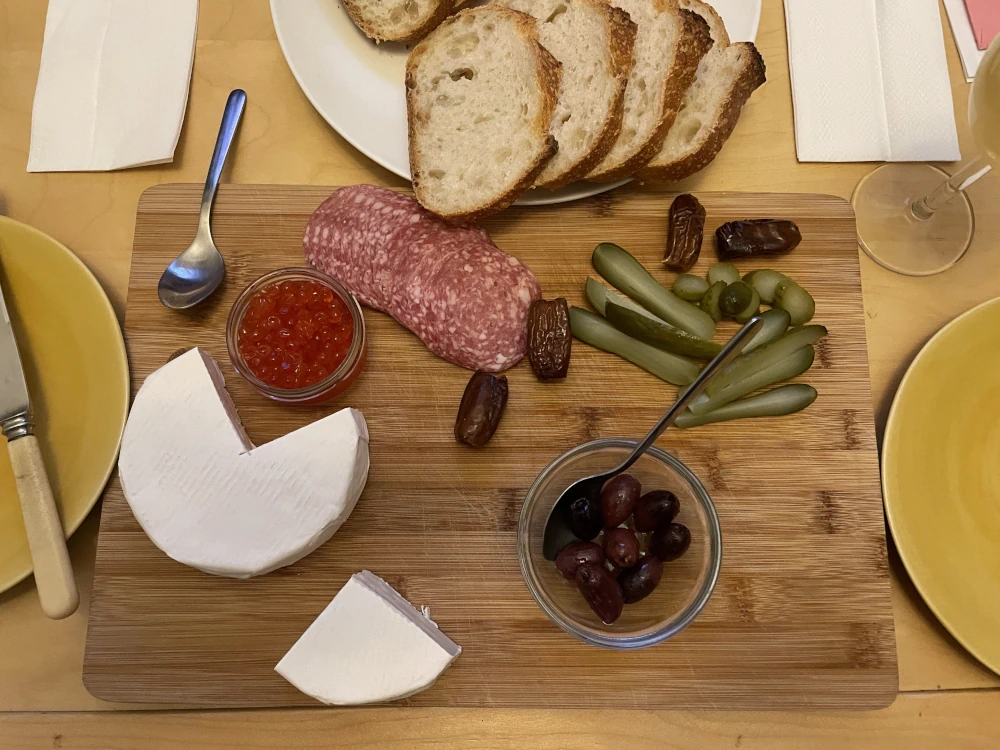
[118,348,370,578]
[275,571,461,705]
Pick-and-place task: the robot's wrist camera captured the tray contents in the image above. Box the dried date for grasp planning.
[663,194,706,272]
[527,298,572,380]
[454,372,508,447]
[715,219,802,261]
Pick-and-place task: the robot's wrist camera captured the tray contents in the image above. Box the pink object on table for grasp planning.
[964,0,1000,50]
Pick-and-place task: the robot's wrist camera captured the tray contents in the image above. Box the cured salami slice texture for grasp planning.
[390,236,540,371]
[304,185,541,372]
[304,185,422,310]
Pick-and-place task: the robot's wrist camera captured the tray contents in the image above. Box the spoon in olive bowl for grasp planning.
[542,316,764,560]
[158,89,246,309]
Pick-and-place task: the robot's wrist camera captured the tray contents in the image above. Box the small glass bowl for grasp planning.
[518,438,721,649]
[226,268,366,404]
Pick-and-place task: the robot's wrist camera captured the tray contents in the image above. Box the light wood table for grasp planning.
[1,0,998,746]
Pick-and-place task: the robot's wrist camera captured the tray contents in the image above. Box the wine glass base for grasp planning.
[852,163,975,276]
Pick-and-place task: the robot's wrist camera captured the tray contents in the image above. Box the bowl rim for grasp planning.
[518,438,722,649]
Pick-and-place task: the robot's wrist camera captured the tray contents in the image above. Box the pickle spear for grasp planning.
[706,325,827,397]
[605,301,723,360]
[569,307,700,386]
[688,345,814,414]
[743,308,791,353]
[592,243,716,340]
[675,384,818,428]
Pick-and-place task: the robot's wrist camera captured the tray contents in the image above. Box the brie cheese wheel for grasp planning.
[275,571,462,705]
[118,348,369,578]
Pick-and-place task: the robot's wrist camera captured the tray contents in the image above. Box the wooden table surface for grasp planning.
[0,0,998,746]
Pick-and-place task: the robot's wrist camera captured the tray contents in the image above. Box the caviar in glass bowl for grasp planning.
[226,269,366,404]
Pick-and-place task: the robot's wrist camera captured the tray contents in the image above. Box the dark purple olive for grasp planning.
[618,555,664,603]
[575,564,624,624]
[600,473,641,528]
[633,490,680,532]
[603,527,640,568]
[554,542,605,580]
[650,523,691,561]
[568,492,603,541]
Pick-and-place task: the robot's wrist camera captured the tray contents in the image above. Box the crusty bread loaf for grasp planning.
[496,0,637,189]
[586,0,712,183]
[406,6,562,222]
[641,0,765,182]
[343,0,456,43]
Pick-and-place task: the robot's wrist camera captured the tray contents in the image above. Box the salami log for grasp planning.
[304,185,540,372]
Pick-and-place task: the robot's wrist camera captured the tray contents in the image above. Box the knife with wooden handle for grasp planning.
[0,271,78,619]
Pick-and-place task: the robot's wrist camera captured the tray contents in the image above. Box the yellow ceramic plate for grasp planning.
[0,217,128,594]
[883,297,1000,677]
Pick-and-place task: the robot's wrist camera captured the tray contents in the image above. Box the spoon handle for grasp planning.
[199,89,247,234]
[616,316,764,474]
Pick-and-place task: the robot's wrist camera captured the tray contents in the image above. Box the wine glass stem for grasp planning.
[911,157,992,220]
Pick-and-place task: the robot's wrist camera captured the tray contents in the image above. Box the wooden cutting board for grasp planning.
[83,184,896,709]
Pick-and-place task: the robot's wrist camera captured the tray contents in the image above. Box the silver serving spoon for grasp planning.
[542,316,764,560]
[158,89,247,309]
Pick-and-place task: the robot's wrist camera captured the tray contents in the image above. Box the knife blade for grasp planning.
[0,278,30,435]
[0,265,78,618]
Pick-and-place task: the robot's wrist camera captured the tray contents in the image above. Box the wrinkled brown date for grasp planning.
[650,523,692,561]
[555,542,605,580]
[604,527,640,568]
[619,555,664,604]
[527,298,572,380]
[575,564,625,624]
[633,490,680,532]
[600,474,641,527]
[663,194,706,272]
[454,372,508,447]
[715,219,802,261]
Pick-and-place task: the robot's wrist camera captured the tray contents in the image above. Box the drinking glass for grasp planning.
[852,34,1000,276]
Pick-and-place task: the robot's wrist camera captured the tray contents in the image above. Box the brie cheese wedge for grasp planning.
[275,571,462,705]
[118,348,369,578]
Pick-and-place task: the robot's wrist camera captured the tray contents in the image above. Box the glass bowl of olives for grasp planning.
[517,438,721,649]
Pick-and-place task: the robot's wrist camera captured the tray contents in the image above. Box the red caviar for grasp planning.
[236,279,354,390]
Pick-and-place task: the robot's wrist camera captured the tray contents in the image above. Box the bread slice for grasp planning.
[586,0,712,182]
[495,0,637,189]
[343,0,456,43]
[641,0,765,181]
[406,6,562,222]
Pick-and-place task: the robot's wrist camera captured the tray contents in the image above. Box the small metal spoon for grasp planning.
[542,316,764,560]
[157,89,247,309]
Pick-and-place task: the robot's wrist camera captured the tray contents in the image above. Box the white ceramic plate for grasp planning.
[271,0,761,206]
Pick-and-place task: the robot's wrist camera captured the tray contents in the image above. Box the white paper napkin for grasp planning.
[943,0,985,81]
[784,0,961,163]
[27,0,199,173]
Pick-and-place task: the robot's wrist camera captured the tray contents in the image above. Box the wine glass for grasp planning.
[852,33,999,276]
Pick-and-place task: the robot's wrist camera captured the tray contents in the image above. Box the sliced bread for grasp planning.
[641,0,765,181]
[343,0,456,44]
[406,6,562,222]
[586,0,712,183]
[495,0,637,189]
